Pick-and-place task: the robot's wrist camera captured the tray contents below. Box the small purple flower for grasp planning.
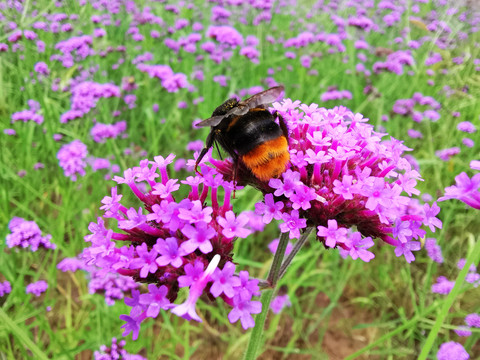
[57,140,88,181]
[270,294,291,314]
[120,306,145,341]
[218,211,251,238]
[0,281,12,297]
[425,238,443,263]
[26,280,48,297]
[210,261,241,298]
[180,222,215,254]
[228,296,262,330]
[154,238,184,268]
[339,232,375,262]
[268,238,293,256]
[129,243,159,278]
[280,210,307,239]
[432,276,455,295]
[436,341,470,360]
[255,193,284,223]
[172,255,220,322]
[394,240,421,263]
[454,326,472,337]
[317,220,348,248]
[139,284,171,318]
[465,313,480,328]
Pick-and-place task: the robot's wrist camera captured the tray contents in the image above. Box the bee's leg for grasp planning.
[275,111,289,144]
[195,130,215,175]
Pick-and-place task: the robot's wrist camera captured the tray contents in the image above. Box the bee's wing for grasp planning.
[224,85,285,117]
[241,85,285,109]
[196,115,225,127]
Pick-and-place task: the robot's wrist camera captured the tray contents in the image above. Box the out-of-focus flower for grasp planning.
[439,172,480,210]
[57,139,88,181]
[90,121,127,143]
[425,238,443,263]
[6,217,55,251]
[94,337,147,360]
[0,281,12,297]
[436,341,470,360]
[431,276,455,295]
[26,280,48,297]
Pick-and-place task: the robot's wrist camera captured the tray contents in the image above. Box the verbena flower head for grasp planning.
[94,337,147,360]
[6,217,55,251]
[26,280,48,297]
[436,341,470,360]
[83,155,264,338]
[57,139,88,181]
[210,100,441,263]
[439,172,480,210]
[0,281,12,297]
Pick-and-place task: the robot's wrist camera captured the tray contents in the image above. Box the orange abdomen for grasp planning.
[241,136,290,181]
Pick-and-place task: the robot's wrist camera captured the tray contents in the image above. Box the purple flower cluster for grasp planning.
[82,155,264,338]
[435,147,461,161]
[11,99,44,125]
[57,139,88,181]
[0,281,12,297]
[373,50,414,75]
[136,64,189,93]
[392,92,441,123]
[437,342,470,360]
[212,101,441,263]
[61,81,121,123]
[94,337,146,360]
[91,121,127,143]
[320,88,353,102]
[51,35,94,67]
[58,257,138,305]
[439,172,480,210]
[26,280,48,297]
[6,217,55,251]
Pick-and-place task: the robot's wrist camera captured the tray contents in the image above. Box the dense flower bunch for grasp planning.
[6,217,55,251]
[94,337,146,360]
[439,172,480,210]
[0,281,12,297]
[90,121,127,143]
[61,81,121,123]
[392,92,441,123]
[26,280,48,297]
[58,256,138,305]
[372,50,414,75]
[57,139,88,181]
[11,99,44,125]
[136,64,189,93]
[82,155,264,339]
[51,35,94,67]
[211,100,442,263]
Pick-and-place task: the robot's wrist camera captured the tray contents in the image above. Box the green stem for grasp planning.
[417,234,480,360]
[278,227,314,280]
[243,231,290,360]
[267,231,290,287]
[242,288,274,360]
[0,308,50,360]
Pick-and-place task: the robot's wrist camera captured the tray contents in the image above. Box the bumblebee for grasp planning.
[195,85,289,182]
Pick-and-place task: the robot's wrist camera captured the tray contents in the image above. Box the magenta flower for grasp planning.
[26,280,48,297]
[210,262,241,298]
[439,172,480,210]
[212,100,439,263]
[465,313,480,328]
[139,284,171,318]
[432,276,455,295]
[228,296,262,330]
[6,217,55,251]
[0,281,12,297]
[218,211,252,238]
[57,140,88,181]
[425,238,443,263]
[270,294,292,314]
[94,338,147,360]
[436,342,470,360]
[84,156,262,335]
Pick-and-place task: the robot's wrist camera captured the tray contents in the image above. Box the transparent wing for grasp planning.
[196,115,225,127]
[241,85,284,109]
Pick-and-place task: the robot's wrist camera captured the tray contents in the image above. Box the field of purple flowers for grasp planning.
[1,0,479,359]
